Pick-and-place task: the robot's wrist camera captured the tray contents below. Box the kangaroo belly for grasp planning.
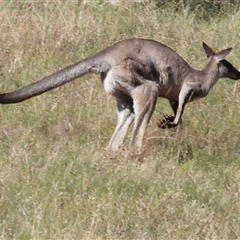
[158,85,181,101]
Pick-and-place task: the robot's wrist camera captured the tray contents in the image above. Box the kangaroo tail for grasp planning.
[0,55,110,104]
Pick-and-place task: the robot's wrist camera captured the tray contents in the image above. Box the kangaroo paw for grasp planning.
[156,114,175,129]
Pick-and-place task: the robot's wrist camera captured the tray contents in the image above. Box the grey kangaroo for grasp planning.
[0,39,239,150]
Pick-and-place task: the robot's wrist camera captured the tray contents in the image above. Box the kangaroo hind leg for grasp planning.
[130,82,158,149]
[107,94,134,150]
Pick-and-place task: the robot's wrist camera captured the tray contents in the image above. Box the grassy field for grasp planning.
[0,1,240,239]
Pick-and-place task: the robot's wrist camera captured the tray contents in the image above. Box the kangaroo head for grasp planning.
[202,42,240,80]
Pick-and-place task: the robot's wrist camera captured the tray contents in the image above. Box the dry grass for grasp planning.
[0,1,240,239]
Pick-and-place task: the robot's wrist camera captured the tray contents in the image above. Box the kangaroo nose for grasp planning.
[236,68,240,79]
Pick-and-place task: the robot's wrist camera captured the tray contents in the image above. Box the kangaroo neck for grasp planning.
[201,60,219,92]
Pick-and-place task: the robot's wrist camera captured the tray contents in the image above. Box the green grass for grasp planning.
[0,1,240,239]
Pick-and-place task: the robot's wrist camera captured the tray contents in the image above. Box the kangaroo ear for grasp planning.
[215,48,232,62]
[202,42,215,58]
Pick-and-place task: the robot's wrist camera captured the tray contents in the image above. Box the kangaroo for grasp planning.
[0,39,239,150]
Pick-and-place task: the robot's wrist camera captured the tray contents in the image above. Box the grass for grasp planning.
[0,0,240,239]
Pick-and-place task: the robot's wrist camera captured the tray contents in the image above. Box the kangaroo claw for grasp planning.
[156,114,175,129]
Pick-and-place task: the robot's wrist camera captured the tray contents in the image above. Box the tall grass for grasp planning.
[0,1,240,239]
